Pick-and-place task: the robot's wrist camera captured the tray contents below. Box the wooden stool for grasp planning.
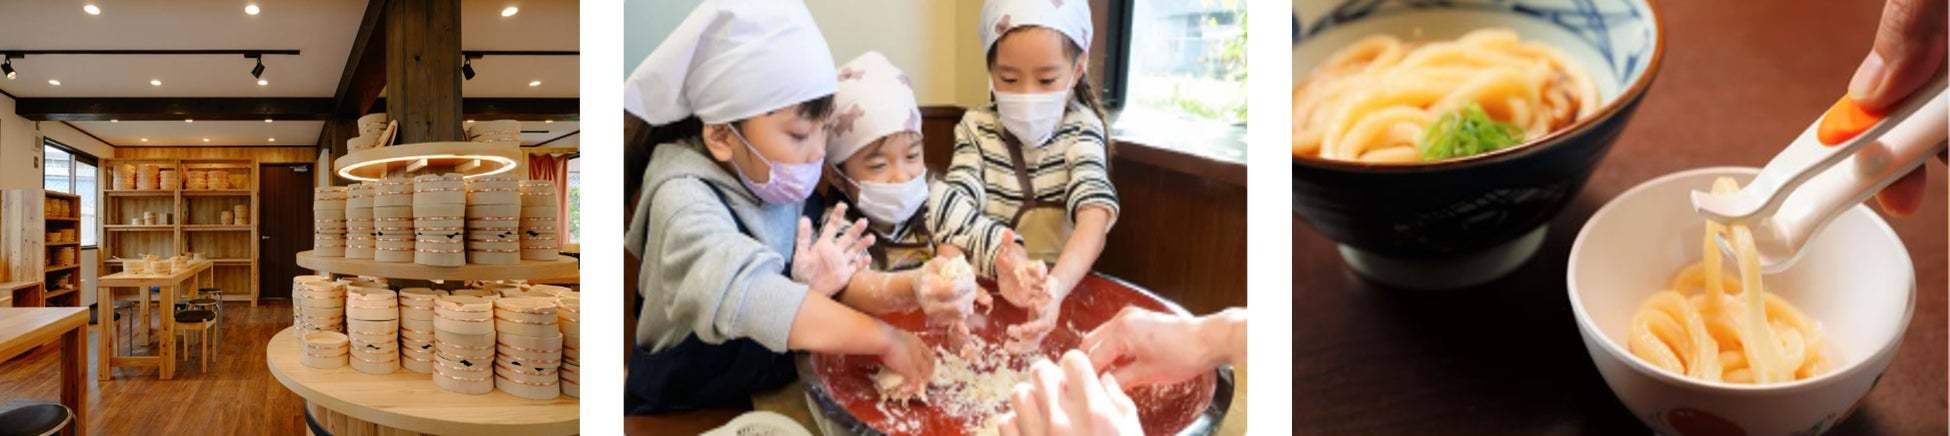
[174,310,216,372]
[196,288,224,348]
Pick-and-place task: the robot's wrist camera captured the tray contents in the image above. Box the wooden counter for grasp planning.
[264,327,578,436]
[1292,1,1947,433]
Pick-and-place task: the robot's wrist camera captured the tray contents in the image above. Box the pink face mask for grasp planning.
[728,127,822,204]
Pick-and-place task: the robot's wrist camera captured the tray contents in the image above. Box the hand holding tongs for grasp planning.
[1690,73,1947,273]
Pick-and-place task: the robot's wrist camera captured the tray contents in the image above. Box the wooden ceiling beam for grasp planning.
[14,97,336,121]
[371,97,579,121]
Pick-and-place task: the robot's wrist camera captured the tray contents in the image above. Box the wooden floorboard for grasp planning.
[0,300,305,435]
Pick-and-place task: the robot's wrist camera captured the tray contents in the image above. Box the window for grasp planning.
[566,156,581,245]
[1119,0,1245,125]
[43,140,99,247]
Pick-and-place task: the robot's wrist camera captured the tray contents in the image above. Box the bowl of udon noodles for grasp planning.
[1293,0,1664,289]
[1568,167,1913,435]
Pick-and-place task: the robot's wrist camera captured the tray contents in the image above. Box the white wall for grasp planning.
[0,93,114,307]
[625,0,988,108]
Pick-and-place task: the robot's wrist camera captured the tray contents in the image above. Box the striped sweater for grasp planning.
[926,101,1120,277]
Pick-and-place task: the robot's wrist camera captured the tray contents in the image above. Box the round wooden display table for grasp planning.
[267,327,577,435]
[296,250,578,282]
[335,141,521,182]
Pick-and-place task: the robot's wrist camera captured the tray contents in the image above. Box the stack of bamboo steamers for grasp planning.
[375,179,416,262]
[313,187,348,257]
[310,175,560,266]
[294,280,580,398]
[346,287,401,374]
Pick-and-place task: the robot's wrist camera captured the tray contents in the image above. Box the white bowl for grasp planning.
[1568,167,1914,435]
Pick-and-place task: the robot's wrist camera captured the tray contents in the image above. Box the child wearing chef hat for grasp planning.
[812,51,990,328]
[928,0,1120,352]
[623,0,932,414]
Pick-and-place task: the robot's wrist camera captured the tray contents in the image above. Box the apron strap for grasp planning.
[1003,139,1045,226]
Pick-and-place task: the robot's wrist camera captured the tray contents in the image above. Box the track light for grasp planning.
[2,58,13,80]
[247,53,265,79]
[461,58,476,81]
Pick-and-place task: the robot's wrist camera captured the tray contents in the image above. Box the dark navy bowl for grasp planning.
[1293,0,1666,289]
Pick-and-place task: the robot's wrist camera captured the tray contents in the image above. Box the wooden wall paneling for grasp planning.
[1,190,47,287]
[115,147,318,164]
[1094,158,1247,315]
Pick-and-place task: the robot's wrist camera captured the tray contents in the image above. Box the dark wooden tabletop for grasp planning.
[1292,0,1949,434]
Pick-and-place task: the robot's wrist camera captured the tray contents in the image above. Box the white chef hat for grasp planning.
[979,0,1093,56]
[826,51,922,166]
[625,0,838,125]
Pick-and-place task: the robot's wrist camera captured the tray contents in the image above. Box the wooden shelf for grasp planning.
[105,190,178,197]
[104,226,173,232]
[296,251,578,282]
[44,217,78,222]
[46,242,79,247]
[42,287,75,300]
[266,327,578,435]
[182,190,253,197]
[184,225,251,231]
[102,158,260,306]
[334,141,521,181]
[44,265,77,273]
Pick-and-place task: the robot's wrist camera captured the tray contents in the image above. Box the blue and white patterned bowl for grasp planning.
[1292,0,1665,289]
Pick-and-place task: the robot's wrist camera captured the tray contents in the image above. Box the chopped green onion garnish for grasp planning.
[1419,103,1525,161]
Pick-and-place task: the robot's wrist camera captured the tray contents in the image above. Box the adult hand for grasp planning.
[1082,307,1239,387]
[1854,0,1947,216]
[995,350,1144,436]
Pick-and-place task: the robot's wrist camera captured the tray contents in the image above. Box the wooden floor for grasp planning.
[0,300,306,435]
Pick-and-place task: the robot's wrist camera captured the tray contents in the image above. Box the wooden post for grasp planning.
[385,0,464,144]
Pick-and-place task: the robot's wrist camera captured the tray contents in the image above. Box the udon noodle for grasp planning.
[1627,177,1830,384]
[1294,29,1599,162]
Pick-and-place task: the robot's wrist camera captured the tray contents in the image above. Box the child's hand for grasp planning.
[794,203,876,297]
[1004,280,1060,353]
[994,229,1051,309]
[916,255,990,325]
[878,323,936,397]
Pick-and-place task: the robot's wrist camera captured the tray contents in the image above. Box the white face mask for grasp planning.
[844,169,929,225]
[993,89,1069,146]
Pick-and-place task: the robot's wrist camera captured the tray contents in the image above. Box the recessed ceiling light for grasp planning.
[500,6,519,17]
[528,80,542,87]
[245,4,260,15]
[140,138,149,142]
[47,79,60,86]
[268,138,277,142]
[185,119,194,123]
[150,79,162,86]
[83,4,100,15]
[202,138,211,143]
[543,120,553,124]
[110,119,119,123]
[466,120,476,123]
[257,79,268,86]
[264,119,273,123]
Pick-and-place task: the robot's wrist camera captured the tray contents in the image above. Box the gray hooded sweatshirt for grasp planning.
[625,138,808,353]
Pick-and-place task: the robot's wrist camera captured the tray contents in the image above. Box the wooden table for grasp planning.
[0,307,89,435]
[96,260,214,380]
[1292,1,1948,433]
[264,327,579,435]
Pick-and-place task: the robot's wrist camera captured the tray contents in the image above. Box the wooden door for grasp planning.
[257,164,313,299]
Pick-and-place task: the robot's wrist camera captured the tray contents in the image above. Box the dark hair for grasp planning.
[986,27,1114,159]
[624,95,838,202]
